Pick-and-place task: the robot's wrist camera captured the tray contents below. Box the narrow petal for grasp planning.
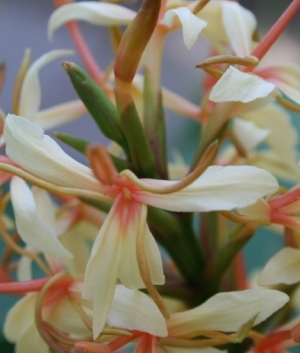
[108,285,167,337]
[258,247,300,286]
[82,198,122,339]
[19,50,73,119]
[136,165,278,212]
[10,177,73,259]
[242,103,298,163]
[167,289,289,338]
[36,99,87,130]
[48,2,136,39]
[221,2,256,57]
[143,226,165,285]
[117,198,164,288]
[4,114,104,192]
[232,118,269,152]
[256,64,300,105]
[4,293,37,342]
[210,66,276,103]
[49,296,91,336]
[164,7,207,49]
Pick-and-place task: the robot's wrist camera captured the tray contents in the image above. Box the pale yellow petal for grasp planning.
[210,66,276,103]
[258,247,300,286]
[232,118,269,152]
[4,114,103,192]
[10,177,73,259]
[48,2,135,40]
[108,285,167,337]
[136,165,278,212]
[164,7,207,49]
[168,289,289,338]
[36,99,87,130]
[19,50,73,119]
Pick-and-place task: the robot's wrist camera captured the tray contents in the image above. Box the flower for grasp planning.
[1,113,280,338]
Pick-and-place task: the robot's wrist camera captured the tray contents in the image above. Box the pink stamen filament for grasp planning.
[270,212,300,233]
[250,0,300,62]
[52,0,103,85]
[269,189,300,209]
[107,331,141,351]
[0,276,72,295]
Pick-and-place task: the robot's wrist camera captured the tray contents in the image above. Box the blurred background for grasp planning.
[0,0,300,350]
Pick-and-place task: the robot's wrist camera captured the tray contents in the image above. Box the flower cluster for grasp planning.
[1,0,300,352]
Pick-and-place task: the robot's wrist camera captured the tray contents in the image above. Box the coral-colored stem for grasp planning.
[233,252,248,290]
[251,0,300,61]
[66,22,104,85]
[254,330,291,353]
[0,277,72,294]
[108,331,140,351]
[269,189,300,209]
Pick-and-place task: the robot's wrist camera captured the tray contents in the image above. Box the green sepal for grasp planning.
[143,68,168,179]
[62,62,129,152]
[120,95,158,178]
[54,132,131,173]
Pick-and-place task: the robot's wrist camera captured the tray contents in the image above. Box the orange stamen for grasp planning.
[86,145,118,186]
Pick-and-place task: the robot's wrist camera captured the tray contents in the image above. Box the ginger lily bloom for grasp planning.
[2,114,279,338]
[3,50,86,131]
[3,280,167,353]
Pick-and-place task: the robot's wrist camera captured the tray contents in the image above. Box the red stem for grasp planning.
[66,22,104,85]
[233,252,248,290]
[247,0,300,67]
[0,277,72,294]
[269,189,300,209]
[254,330,291,353]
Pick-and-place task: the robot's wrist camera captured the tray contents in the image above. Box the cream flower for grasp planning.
[2,114,279,338]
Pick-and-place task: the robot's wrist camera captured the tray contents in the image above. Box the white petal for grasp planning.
[167,289,289,338]
[36,100,87,130]
[48,2,135,40]
[117,200,164,288]
[232,118,269,152]
[10,177,73,259]
[258,247,300,286]
[49,297,91,336]
[258,64,300,105]
[4,293,37,342]
[4,114,102,192]
[143,226,165,285]
[108,285,167,337]
[19,50,73,119]
[242,103,298,162]
[17,246,37,281]
[164,8,207,49]
[221,2,256,57]
[210,66,276,103]
[82,199,122,339]
[137,165,278,212]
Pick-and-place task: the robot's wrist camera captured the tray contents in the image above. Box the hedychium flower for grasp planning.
[72,288,289,353]
[0,113,280,339]
[202,0,300,108]
[0,50,87,135]
[2,273,167,353]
